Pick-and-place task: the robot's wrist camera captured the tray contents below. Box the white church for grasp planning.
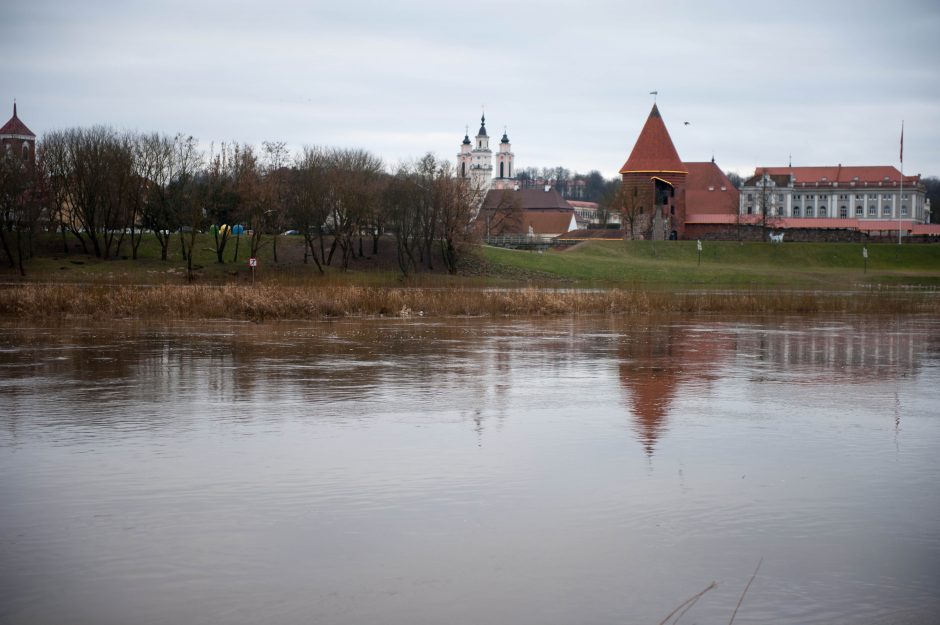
[457,114,516,192]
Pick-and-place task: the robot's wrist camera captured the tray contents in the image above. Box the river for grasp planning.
[1,315,938,624]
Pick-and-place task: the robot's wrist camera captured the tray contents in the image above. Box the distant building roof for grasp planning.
[522,210,578,236]
[684,161,739,216]
[747,165,918,186]
[685,213,934,233]
[619,104,686,175]
[482,187,573,211]
[567,200,600,209]
[0,103,35,138]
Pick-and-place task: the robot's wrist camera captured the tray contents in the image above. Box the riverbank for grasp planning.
[5,237,940,289]
[1,283,936,321]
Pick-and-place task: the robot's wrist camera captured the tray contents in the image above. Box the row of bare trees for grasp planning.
[1,126,481,278]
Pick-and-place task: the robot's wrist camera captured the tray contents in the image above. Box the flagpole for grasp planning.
[898,121,903,246]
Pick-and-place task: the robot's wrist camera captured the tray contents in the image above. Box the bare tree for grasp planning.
[0,147,43,275]
[42,127,135,258]
[482,190,523,236]
[435,162,478,274]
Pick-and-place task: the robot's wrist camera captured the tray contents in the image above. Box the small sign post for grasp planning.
[696,239,702,266]
[249,257,257,284]
[862,246,868,274]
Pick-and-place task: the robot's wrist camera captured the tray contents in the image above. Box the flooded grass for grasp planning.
[1,283,935,321]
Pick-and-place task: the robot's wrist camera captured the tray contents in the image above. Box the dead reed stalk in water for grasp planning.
[728,557,763,625]
[657,581,718,625]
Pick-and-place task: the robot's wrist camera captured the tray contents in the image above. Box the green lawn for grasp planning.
[5,233,939,289]
[481,240,940,288]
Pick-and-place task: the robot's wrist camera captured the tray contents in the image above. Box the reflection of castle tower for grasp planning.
[458,113,515,192]
[619,325,683,456]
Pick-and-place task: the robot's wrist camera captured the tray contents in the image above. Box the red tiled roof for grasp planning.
[482,187,572,211]
[684,161,739,216]
[522,210,578,236]
[753,165,917,185]
[619,104,686,175]
[912,224,940,235]
[567,200,599,209]
[0,103,35,137]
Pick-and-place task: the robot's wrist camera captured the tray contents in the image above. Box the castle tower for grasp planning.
[619,104,688,240]
[492,128,515,190]
[469,113,493,191]
[0,102,36,165]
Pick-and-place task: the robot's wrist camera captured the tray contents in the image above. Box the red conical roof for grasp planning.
[0,102,35,138]
[619,104,685,174]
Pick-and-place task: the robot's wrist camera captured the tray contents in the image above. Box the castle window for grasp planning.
[792,206,801,217]
[819,206,827,217]
[855,206,863,216]
[868,205,876,216]
[882,205,891,216]
[806,207,814,217]
[839,206,848,218]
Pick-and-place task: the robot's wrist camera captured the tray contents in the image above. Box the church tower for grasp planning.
[0,102,36,165]
[457,127,472,179]
[469,113,493,191]
[619,104,687,240]
[492,128,515,190]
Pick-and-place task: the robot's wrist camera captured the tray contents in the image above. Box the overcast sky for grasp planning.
[3,0,939,178]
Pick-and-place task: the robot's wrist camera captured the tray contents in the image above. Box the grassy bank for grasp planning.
[1,284,936,321]
[482,240,940,288]
[6,235,940,290]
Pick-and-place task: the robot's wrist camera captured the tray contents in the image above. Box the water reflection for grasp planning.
[1,315,939,625]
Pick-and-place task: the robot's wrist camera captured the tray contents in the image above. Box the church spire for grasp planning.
[478,113,488,137]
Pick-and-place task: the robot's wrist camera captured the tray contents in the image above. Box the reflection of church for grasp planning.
[457,113,515,193]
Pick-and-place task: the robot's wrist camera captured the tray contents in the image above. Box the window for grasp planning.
[884,195,892,201]
[902,194,909,200]
[792,206,801,217]
[869,194,877,199]
[855,206,863,216]
[805,207,814,217]
[777,206,784,216]
[777,194,784,201]
[882,205,892,216]
[22,144,29,161]
[747,206,753,215]
[747,193,753,201]
[901,205,908,216]
[500,162,504,178]
[840,206,848,218]
[839,194,848,200]
[819,207,828,217]
[794,194,801,200]
[868,205,876,216]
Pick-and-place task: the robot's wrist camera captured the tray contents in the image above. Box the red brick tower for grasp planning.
[619,104,687,240]
[0,102,36,166]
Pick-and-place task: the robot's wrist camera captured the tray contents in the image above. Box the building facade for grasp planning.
[458,113,516,193]
[739,166,931,225]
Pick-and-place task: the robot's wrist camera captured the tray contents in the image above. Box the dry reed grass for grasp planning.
[0,284,935,321]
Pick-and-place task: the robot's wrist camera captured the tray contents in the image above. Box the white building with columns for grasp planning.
[740,166,931,226]
[458,114,516,193]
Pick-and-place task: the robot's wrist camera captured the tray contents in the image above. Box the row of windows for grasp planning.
[755,193,911,201]
[748,205,911,217]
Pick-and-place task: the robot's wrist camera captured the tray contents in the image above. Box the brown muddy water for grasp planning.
[1,316,939,625]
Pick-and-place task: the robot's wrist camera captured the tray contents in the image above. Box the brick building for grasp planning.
[0,102,36,165]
